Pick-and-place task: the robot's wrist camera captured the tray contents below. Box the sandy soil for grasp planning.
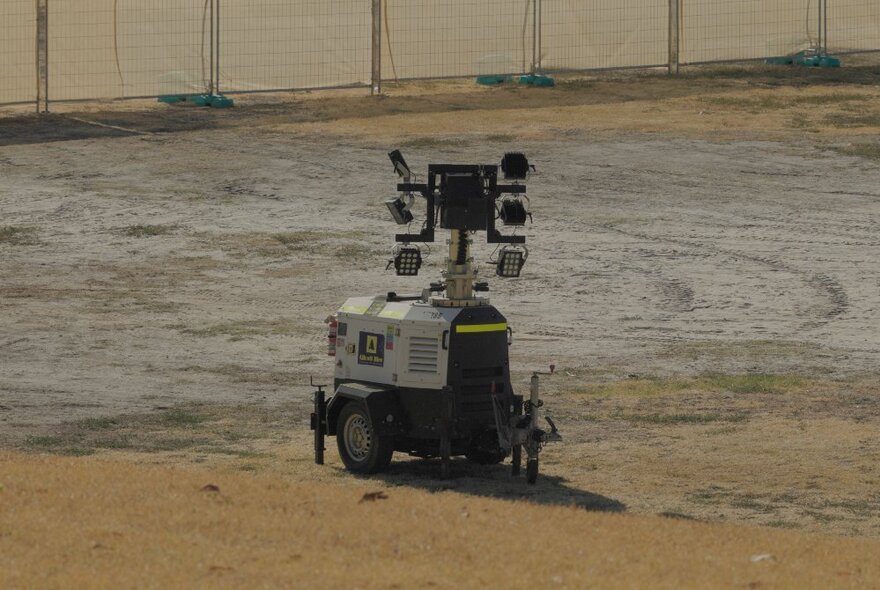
[2,61,880,572]
[3,72,880,420]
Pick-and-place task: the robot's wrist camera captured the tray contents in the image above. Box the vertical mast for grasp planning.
[444,229,476,302]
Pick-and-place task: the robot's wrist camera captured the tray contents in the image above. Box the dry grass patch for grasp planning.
[190,230,312,258]
[22,403,290,460]
[122,224,174,238]
[689,486,880,524]
[333,242,382,259]
[700,92,871,112]
[659,339,825,363]
[617,411,748,425]
[832,143,880,162]
[2,453,880,589]
[193,230,376,260]
[399,133,515,149]
[825,112,880,129]
[174,318,308,340]
[269,231,325,247]
[0,226,38,245]
[575,374,810,397]
[176,363,302,386]
[681,60,880,84]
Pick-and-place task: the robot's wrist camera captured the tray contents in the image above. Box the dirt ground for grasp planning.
[2,59,880,584]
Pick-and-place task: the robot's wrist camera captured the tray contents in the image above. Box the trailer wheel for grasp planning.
[465,430,508,465]
[526,457,538,484]
[336,403,393,474]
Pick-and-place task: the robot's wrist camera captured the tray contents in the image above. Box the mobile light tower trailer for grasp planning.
[311,151,560,483]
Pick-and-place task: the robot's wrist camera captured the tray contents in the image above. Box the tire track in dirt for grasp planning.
[663,207,880,248]
[595,222,849,326]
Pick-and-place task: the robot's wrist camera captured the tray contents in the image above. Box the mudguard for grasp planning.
[326,383,406,437]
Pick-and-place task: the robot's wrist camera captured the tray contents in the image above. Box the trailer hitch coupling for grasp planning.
[492,373,561,484]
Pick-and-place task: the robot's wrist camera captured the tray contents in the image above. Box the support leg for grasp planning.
[511,397,523,476]
[440,431,451,479]
[526,374,541,484]
[526,457,538,484]
[312,388,325,465]
[440,388,453,479]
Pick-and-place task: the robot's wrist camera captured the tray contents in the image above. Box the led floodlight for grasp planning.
[496,246,527,278]
[393,245,422,276]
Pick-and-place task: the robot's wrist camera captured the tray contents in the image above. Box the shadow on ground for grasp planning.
[365,456,627,513]
[0,112,224,146]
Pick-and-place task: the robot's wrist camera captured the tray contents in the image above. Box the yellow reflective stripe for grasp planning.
[456,322,507,333]
[341,305,368,314]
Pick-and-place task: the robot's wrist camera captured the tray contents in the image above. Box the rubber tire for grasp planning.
[336,403,394,474]
[465,431,508,465]
[526,457,538,484]
[466,449,507,465]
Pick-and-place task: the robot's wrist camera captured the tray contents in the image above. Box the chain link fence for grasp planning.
[0,0,37,105]
[48,0,209,101]
[220,0,371,92]
[681,0,810,64]
[541,0,668,71]
[1,0,879,110]
[680,0,880,64]
[381,0,535,81]
[827,0,880,53]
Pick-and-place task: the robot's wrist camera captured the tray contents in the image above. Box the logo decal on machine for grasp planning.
[386,324,395,350]
[358,331,385,366]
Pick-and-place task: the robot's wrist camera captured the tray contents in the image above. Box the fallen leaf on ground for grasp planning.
[359,491,388,503]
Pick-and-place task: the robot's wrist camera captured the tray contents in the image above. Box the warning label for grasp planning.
[358,331,385,367]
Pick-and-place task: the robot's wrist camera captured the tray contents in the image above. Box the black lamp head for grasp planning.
[388,149,412,180]
[501,152,530,180]
[386,196,414,225]
[499,198,528,226]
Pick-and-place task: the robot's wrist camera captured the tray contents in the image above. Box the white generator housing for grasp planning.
[334,296,466,390]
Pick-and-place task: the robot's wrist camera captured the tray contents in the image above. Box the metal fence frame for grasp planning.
[1,0,878,112]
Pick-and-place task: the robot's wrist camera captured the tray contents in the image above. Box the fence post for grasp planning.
[533,0,542,74]
[371,0,381,95]
[215,0,221,94]
[531,0,537,73]
[36,0,49,112]
[668,0,680,74]
[208,0,215,94]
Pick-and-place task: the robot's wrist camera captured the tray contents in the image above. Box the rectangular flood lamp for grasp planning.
[386,197,414,225]
[496,246,525,278]
[501,152,530,180]
[394,246,422,276]
[388,149,412,180]
[499,199,528,226]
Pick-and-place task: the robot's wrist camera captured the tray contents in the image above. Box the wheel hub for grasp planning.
[344,414,372,461]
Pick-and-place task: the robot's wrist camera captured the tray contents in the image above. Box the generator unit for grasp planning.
[311,150,560,483]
